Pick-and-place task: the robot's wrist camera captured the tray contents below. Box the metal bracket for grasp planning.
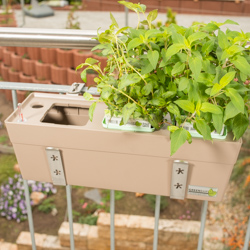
[67,82,85,95]
[45,147,67,186]
[170,160,189,200]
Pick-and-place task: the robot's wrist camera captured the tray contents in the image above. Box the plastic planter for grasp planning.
[5,93,242,202]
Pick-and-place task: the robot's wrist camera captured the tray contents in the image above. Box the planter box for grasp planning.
[5,93,242,202]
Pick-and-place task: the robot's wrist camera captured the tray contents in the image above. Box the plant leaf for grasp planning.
[127,38,143,51]
[178,77,189,91]
[81,69,87,82]
[141,62,154,75]
[212,113,224,134]
[170,128,188,156]
[200,102,222,114]
[167,126,179,133]
[147,50,159,69]
[147,9,158,24]
[141,83,153,96]
[167,103,180,116]
[122,102,136,124]
[110,13,119,28]
[223,19,239,25]
[119,73,141,89]
[210,83,222,96]
[189,56,202,80]
[226,88,245,113]
[232,56,250,76]
[171,62,185,75]
[86,58,99,65]
[89,102,97,122]
[174,100,195,113]
[219,71,236,88]
[224,101,240,122]
[218,30,230,49]
[165,44,185,58]
[150,98,165,106]
[83,92,94,101]
[188,32,207,45]
[227,45,244,56]
[232,113,249,140]
[195,119,212,140]
[101,87,112,99]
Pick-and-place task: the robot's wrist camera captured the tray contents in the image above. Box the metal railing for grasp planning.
[0,28,249,250]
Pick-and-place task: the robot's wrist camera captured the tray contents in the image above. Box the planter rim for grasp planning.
[5,92,242,166]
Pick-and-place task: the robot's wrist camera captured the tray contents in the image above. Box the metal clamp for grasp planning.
[170,160,189,200]
[67,82,85,95]
[45,147,67,186]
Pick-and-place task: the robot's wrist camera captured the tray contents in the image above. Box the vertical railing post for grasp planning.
[197,200,208,250]
[2,0,6,12]
[12,90,37,250]
[110,190,115,250]
[11,90,18,109]
[243,216,250,250]
[66,185,75,250]
[24,180,37,250]
[125,0,128,26]
[20,0,25,27]
[153,195,161,250]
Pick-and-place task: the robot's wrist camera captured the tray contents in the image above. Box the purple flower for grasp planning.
[4,201,8,209]
[8,178,13,185]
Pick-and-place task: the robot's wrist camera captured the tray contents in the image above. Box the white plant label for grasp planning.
[188,185,218,197]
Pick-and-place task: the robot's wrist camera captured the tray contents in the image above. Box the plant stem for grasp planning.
[118,39,148,85]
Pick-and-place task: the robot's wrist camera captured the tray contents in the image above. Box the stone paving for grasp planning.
[14,9,250,32]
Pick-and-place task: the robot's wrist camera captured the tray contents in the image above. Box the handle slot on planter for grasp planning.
[41,104,89,126]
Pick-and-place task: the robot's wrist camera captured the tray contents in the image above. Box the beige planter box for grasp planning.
[5,93,242,201]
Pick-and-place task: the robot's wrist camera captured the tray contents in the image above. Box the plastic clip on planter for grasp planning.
[5,93,242,202]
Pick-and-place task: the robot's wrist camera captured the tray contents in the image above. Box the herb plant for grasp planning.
[78,1,250,155]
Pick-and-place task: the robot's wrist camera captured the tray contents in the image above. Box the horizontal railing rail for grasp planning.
[0,28,99,49]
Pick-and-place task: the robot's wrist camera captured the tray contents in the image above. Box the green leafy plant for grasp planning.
[0,135,8,144]
[165,8,177,27]
[78,215,98,225]
[144,194,169,211]
[66,4,80,30]
[38,198,56,214]
[102,190,125,203]
[78,1,250,155]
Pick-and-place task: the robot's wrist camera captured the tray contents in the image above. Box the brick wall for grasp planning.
[82,0,250,15]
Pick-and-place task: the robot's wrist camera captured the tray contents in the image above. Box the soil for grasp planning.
[0,93,202,243]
